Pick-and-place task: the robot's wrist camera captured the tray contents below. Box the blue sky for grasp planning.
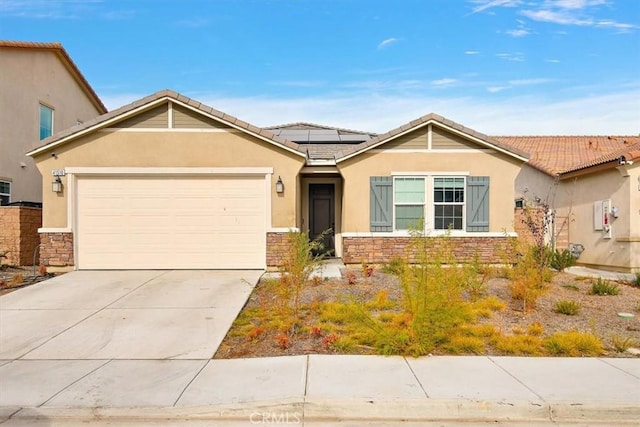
[1,0,639,134]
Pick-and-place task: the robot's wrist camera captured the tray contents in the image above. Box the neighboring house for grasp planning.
[0,40,107,205]
[496,136,640,273]
[27,90,528,271]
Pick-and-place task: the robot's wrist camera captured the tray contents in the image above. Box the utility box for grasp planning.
[594,199,612,238]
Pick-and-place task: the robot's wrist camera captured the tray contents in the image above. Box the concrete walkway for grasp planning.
[1,355,639,425]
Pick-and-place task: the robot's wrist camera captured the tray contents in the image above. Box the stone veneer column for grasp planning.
[39,232,74,267]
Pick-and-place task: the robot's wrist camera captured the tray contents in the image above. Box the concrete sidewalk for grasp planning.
[1,355,639,425]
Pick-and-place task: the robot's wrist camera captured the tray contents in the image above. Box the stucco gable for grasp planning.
[336,113,528,162]
[27,90,304,158]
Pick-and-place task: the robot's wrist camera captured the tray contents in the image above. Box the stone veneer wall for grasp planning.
[40,232,74,267]
[266,232,289,267]
[0,206,42,266]
[342,236,515,265]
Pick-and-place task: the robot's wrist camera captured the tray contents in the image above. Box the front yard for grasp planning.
[215,263,640,359]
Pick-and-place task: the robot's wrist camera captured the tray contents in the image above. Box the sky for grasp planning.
[1,0,639,135]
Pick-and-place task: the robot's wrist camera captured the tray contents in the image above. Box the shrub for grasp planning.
[544,331,603,356]
[275,230,328,319]
[554,300,581,315]
[507,245,552,312]
[589,278,620,296]
[550,249,576,271]
[383,257,406,276]
[444,335,485,354]
[527,322,545,336]
[275,333,290,349]
[629,272,640,288]
[610,335,637,353]
[493,334,544,355]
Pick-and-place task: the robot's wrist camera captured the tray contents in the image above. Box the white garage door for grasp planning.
[76,175,267,269]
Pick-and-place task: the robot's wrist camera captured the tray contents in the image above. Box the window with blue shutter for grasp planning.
[370,177,393,231]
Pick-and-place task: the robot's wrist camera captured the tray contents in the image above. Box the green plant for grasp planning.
[275,230,329,319]
[610,335,637,353]
[383,257,406,276]
[527,322,545,336]
[629,272,640,288]
[443,335,485,354]
[554,300,581,315]
[493,334,544,355]
[550,249,576,271]
[544,331,603,356]
[589,278,620,296]
[561,284,580,291]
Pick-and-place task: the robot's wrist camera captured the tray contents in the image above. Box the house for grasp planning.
[0,41,107,205]
[496,136,640,273]
[0,41,106,266]
[27,90,528,271]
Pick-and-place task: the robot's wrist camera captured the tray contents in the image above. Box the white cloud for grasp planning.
[431,78,458,87]
[487,86,509,93]
[0,0,102,19]
[97,87,640,136]
[506,28,530,37]
[508,78,554,86]
[468,0,522,15]
[496,52,525,62]
[545,58,561,63]
[469,0,637,32]
[377,37,399,49]
[464,50,481,55]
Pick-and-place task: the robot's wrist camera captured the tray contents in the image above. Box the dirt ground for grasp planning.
[0,265,56,296]
[214,267,640,359]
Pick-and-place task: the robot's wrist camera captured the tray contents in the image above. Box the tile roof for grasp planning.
[27,90,303,157]
[493,136,640,176]
[0,40,107,114]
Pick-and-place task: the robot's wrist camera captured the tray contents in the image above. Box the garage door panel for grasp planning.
[76,176,266,269]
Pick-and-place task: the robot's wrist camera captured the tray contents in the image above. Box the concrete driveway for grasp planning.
[0,270,261,360]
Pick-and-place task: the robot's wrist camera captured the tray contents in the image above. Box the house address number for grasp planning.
[51,169,66,176]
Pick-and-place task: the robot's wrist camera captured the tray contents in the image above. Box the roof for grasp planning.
[0,40,107,114]
[337,113,529,162]
[266,122,377,142]
[27,90,303,158]
[494,136,640,177]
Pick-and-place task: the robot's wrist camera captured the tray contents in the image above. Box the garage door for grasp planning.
[76,175,267,269]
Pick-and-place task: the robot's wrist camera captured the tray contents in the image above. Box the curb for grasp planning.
[5,399,640,425]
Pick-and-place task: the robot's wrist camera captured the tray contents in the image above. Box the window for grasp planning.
[434,177,465,230]
[0,181,10,205]
[39,104,54,140]
[371,175,489,233]
[394,177,425,230]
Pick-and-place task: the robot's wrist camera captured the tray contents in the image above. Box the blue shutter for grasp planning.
[370,177,393,232]
[467,176,490,232]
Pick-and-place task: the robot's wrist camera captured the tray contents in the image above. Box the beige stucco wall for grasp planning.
[516,164,639,272]
[0,48,103,203]
[338,149,523,233]
[33,130,305,229]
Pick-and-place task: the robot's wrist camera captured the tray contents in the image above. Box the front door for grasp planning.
[309,184,335,255]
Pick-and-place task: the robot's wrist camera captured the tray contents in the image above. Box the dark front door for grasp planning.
[309,184,335,255]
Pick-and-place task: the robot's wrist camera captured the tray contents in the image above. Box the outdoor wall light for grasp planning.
[275,176,284,194]
[52,176,63,193]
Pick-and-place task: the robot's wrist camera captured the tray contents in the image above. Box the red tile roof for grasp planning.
[0,40,107,114]
[494,136,640,176]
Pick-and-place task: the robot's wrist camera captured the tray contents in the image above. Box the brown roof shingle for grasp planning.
[494,136,640,176]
